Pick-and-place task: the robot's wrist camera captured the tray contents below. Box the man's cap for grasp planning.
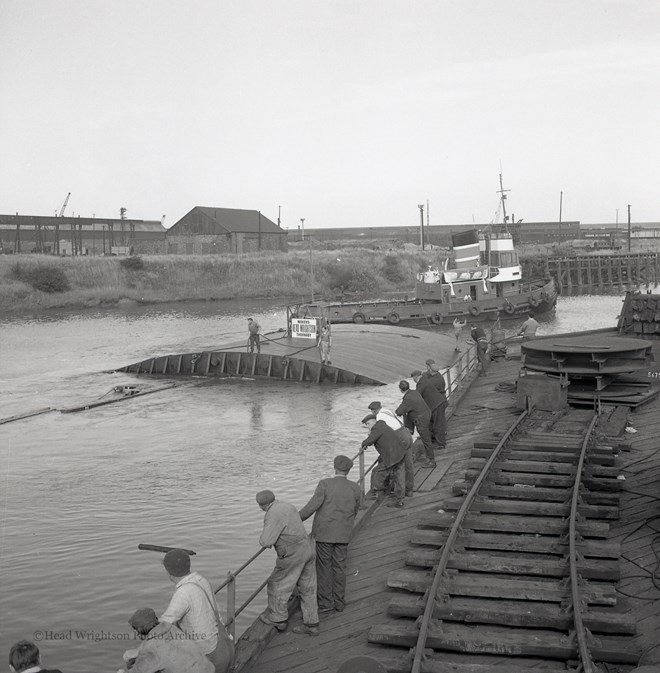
[367,401,382,411]
[425,359,435,366]
[129,608,159,633]
[334,455,354,472]
[247,317,253,321]
[361,413,377,424]
[410,369,423,378]
[256,489,275,506]
[163,549,191,577]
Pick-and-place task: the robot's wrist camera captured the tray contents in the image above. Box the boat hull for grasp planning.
[294,278,557,327]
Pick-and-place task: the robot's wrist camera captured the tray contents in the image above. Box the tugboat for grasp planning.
[292,176,557,326]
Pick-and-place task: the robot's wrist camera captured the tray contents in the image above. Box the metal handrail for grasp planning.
[215,340,482,640]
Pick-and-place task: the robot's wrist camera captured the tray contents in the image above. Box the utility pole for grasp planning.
[426,199,430,246]
[277,205,281,228]
[418,204,425,250]
[309,234,315,303]
[300,218,305,241]
[559,190,563,231]
[627,204,632,252]
[258,211,262,251]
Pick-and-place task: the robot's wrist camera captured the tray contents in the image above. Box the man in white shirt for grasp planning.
[160,549,234,673]
[367,400,414,496]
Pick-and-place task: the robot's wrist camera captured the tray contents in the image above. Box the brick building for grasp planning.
[166,207,287,254]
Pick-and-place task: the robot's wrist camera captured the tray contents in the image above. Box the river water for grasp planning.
[0,292,635,671]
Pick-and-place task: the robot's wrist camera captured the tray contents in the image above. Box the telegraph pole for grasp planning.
[418,204,425,250]
[627,204,632,252]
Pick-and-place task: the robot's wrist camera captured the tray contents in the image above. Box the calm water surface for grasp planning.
[0,293,632,671]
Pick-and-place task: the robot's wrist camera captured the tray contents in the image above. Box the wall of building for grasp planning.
[165,232,287,254]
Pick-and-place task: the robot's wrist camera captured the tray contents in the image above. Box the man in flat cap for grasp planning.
[299,456,362,614]
[160,549,234,673]
[119,607,214,673]
[368,400,414,497]
[361,414,407,507]
[396,380,435,468]
[256,490,320,635]
[417,362,448,451]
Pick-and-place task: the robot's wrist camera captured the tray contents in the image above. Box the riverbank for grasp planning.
[0,243,582,313]
[0,246,431,312]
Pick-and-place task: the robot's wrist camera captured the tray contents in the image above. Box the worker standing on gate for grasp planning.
[247,317,261,353]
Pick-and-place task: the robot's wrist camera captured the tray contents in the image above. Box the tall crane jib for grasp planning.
[53,192,71,255]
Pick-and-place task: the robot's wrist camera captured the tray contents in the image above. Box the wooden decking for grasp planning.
[241,345,660,673]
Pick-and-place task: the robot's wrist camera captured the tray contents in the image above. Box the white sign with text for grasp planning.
[291,318,318,339]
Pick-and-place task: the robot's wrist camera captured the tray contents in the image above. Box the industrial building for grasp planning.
[0,214,166,255]
[165,207,287,254]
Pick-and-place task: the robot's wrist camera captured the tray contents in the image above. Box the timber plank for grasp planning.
[417,512,610,538]
[404,549,620,581]
[386,595,636,633]
[441,496,619,520]
[451,481,620,506]
[386,570,617,605]
[367,622,641,663]
[408,530,620,558]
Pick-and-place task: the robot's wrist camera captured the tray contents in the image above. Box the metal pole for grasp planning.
[418,204,425,250]
[426,198,430,246]
[627,204,631,252]
[310,235,315,303]
[226,572,236,640]
[278,205,281,228]
[559,191,563,239]
[300,218,305,241]
[358,449,366,499]
[258,211,262,251]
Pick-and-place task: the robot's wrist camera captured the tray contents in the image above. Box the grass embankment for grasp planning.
[0,243,441,313]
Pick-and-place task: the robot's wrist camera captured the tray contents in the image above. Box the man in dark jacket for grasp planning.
[361,414,407,507]
[395,380,435,468]
[419,360,448,450]
[299,455,362,614]
[470,326,490,376]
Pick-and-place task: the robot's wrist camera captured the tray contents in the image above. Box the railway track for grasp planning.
[367,407,641,673]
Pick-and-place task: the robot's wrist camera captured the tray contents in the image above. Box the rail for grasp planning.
[407,408,604,673]
[212,341,481,640]
[410,407,529,673]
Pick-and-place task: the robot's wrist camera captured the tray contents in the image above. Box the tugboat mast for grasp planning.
[497,173,510,224]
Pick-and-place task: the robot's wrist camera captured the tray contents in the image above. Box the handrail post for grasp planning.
[226,571,236,640]
[358,448,366,499]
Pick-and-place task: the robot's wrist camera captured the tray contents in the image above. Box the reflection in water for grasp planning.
[0,292,641,672]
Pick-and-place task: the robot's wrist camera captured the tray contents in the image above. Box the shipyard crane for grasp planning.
[53,192,71,255]
[57,192,71,217]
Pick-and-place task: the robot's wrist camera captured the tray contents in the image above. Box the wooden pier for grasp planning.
[116,324,460,386]
[237,341,660,673]
[546,252,660,294]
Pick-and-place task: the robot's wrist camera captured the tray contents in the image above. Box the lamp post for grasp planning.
[300,217,305,241]
[418,204,425,250]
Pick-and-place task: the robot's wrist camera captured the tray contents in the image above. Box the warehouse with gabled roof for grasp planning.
[166,207,287,254]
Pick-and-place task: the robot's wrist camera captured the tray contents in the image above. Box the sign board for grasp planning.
[291,318,318,340]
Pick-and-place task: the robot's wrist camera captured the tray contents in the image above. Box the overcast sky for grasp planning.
[1,0,658,229]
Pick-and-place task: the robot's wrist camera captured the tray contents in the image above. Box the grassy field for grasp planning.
[2,236,615,314]
[0,243,439,312]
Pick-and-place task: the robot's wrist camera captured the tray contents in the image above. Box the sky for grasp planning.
[1,0,659,229]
